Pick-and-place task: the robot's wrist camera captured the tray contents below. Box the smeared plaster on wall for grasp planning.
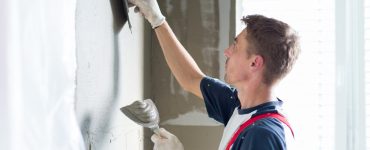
[161,109,222,126]
[200,1,217,30]
[124,127,143,149]
[163,0,188,44]
[165,0,173,15]
[178,88,190,102]
[151,0,226,149]
[199,0,220,73]
[75,0,147,149]
[153,0,220,124]
[169,74,176,95]
[218,0,230,80]
[180,0,187,17]
[170,74,190,101]
[201,47,219,69]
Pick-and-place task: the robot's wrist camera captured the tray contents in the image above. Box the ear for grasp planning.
[250,55,264,70]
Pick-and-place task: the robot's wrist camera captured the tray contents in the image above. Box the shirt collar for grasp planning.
[237,98,283,115]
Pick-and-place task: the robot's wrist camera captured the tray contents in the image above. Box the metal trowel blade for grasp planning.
[120,99,160,129]
[120,106,143,124]
[122,0,132,33]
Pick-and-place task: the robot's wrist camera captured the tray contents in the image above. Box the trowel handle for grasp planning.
[152,125,160,135]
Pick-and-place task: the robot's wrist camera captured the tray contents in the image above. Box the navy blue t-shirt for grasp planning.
[200,76,293,150]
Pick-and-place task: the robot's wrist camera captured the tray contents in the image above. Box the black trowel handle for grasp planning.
[152,126,160,135]
[122,0,132,32]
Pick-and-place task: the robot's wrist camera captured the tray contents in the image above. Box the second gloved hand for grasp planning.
[128,0,165,28]
[151,128,184,150]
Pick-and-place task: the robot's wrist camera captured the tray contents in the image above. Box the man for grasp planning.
[129,0,300,149]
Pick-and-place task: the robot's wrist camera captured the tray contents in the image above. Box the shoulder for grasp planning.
[200,76,240,125]
[200,76,238,103]
[201,76,234,90]
[236,118,286,150]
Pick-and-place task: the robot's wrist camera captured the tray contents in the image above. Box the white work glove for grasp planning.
[151,128,184,150]
[128,0,165,28]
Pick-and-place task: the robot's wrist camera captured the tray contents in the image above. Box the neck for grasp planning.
[236,81,274,109]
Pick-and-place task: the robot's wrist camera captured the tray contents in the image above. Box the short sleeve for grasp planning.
[200,76,240,126]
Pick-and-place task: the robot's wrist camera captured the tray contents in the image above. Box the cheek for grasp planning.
[232,58,250,79]
[227,61,247,79]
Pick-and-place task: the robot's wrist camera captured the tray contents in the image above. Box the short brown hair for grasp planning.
[242,15,301,85]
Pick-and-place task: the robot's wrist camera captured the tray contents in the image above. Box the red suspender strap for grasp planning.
[225,113,294,150]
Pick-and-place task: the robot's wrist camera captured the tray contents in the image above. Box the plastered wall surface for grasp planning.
[75,0,151,149]
[75,0,232,149]
[149,0,234,150]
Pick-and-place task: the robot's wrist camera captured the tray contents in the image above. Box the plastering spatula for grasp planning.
[120,99,160,134]
[122,0,132,32]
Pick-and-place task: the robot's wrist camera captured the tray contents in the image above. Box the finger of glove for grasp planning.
[134,7,146,18]
[127,0,136,5]
[128,2,135,8]
[157,128,174,138]
[151,133,163,143]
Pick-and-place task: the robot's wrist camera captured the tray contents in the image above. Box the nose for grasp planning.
[224,45,232,57]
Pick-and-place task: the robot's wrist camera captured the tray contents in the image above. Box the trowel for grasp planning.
[122,0,132,32]
[120,99,160,135]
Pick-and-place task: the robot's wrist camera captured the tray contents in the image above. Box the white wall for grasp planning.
[0,0,85,149]
[75,0,150,149]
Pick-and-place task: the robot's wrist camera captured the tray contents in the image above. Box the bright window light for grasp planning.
[365,0,370,149]
[237,0,335,149]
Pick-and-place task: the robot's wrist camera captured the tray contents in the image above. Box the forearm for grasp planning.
[155,21,205,98]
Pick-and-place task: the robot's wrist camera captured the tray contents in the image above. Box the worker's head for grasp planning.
[224,15,300,87]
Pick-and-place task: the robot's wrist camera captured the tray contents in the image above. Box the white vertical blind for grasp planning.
[238,0,335,149]
[0,0,85,149]
[365,0,370,149]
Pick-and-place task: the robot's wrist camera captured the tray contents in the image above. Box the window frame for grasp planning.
[335,0,366,149]
[233,0,367,149]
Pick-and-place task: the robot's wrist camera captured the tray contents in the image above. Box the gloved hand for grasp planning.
[151,128,184,150]
[128,0,165,28]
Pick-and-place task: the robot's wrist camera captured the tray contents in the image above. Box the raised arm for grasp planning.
[154,21,205,98]
[129,0,205,99]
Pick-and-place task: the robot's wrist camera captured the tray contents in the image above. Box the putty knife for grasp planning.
[120,99,160,134]
[122,0,132,32]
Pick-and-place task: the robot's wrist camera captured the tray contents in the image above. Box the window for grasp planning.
[237,0,335,149]
[365,0,370,149]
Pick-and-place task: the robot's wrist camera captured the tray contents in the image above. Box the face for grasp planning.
[224,29,255,85]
